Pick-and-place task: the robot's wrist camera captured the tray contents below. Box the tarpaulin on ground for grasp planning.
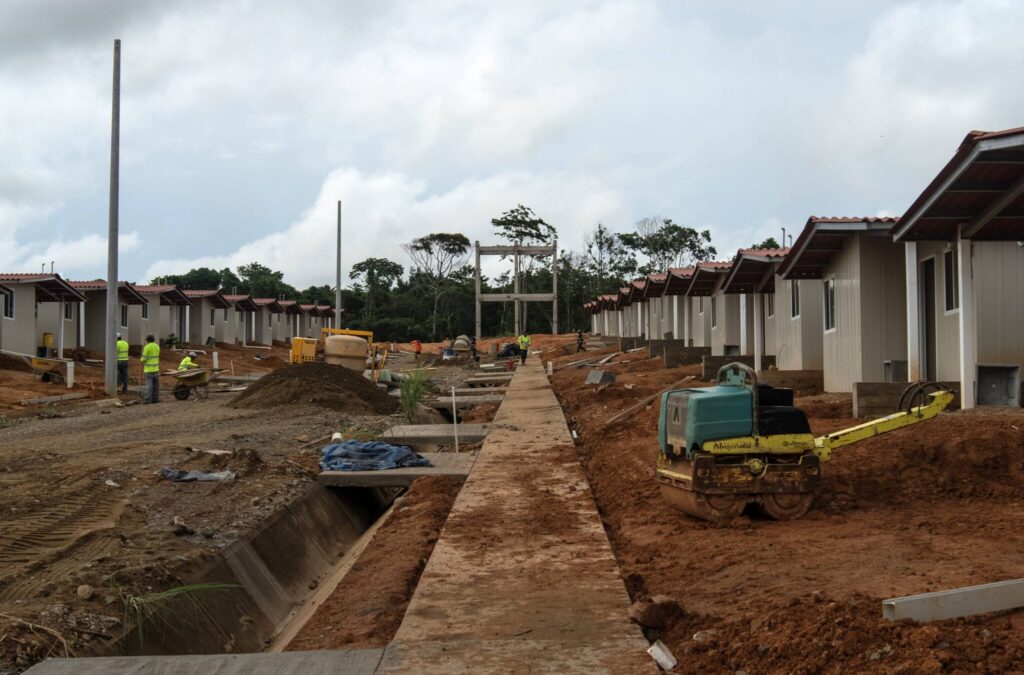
[319,440,432,472]
[159,468,236,482]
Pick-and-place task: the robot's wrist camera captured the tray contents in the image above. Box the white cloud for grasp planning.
[145,167,631,287]
[10,232,141,279]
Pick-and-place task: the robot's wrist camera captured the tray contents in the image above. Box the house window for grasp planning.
[944,249,960,311]
[766,293,775,318]
[824,278,836,332]
[64,302,72,321]
[790,280,800,318]
[120,304,128,328]
[711,296,717,328]
[276,314,281,323]
[141,302,149,320]
[209,308,215,326]
[268,312,273,327]
[698,297,704,314]
[223,308,229,321]
[2,289,14,319]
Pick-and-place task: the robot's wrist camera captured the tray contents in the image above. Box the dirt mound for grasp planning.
[230,362,398,414]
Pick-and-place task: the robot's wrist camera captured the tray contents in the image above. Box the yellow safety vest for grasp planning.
[141,342,161,374]
[116,340,130,362]
[178,356,198,371]
[517,335,530,349]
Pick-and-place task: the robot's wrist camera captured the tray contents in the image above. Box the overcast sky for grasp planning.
[2,0,1023,288]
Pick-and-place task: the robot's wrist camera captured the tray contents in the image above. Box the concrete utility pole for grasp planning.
[104,38,121,397]
[335,200,343,327]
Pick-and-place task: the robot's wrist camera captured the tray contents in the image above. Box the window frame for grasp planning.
[63,301,73,321]
[790,280,801,319]
[710,295,717,328]
[1,289,14,320]
[823,277,837,333]
[141,301,149,320]
[943,248,960,313]
[698,297,704,315]
[766,293,775,318]
[120,304,128,328]
[209,307,215,327]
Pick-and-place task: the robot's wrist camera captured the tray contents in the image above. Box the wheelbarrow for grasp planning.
[169,368,221,400]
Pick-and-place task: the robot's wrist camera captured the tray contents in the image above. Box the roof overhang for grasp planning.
[226,296,259,312]
[894,128,1024,242]
[253,299,284,313]
[5,275,89,302]
[686,264,731,296]
[664,268,694,296]
[722,250,789,294]
[185,290,230,309]
[643,274,668,299]
[778,218,897,280]
[136,285,192,306]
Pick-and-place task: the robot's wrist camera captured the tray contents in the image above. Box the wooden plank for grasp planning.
[883,578,1024,622]
[317,453,476,488]
[381,424,490,445]
[19,392,90,406]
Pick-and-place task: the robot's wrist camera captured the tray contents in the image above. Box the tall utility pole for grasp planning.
[335,200,342,327]
[104,39,121,397]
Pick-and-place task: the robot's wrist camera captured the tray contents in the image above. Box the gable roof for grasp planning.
[251,298,284,313]
[777,216,900,279]
[0,274,88,302]
[69,279,147,305]
[685,262,733,296]
[183,289,230,309]
[894,127,1024,242]
[133,284,192,306]
[721,248,790,294]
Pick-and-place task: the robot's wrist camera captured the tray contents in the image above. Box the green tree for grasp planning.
[299,284,334,305]
[619,216,716,274]
[402,233,470,339]
[237,262,297,299]
[750,236,781,249]
[219,267,243,293]
[350,257,404,320]
[491,204,556,245]
[152,267,222,290]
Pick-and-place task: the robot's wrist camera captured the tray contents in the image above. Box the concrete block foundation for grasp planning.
[852,381,961,418]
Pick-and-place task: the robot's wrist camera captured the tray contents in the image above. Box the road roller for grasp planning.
[656,362,953,522]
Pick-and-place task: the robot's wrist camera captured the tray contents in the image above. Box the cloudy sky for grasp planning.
[2,0,1023,288]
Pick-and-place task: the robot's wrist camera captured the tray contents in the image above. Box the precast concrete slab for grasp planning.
[25,650,384,674]
[378,359,653,673]
[451,386,508,395]
[318,453,476,487]
[424,395,504,410]
[380,424,490,445]
[464,374,514,387]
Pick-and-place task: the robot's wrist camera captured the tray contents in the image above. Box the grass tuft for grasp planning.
[399,369,430,422]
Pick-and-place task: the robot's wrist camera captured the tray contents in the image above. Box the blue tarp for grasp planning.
[320,440,432,472]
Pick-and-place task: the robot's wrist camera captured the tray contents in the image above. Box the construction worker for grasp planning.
[141,335,161,404]
[517,333,531,365]
[412,339,422,362]
[178,351,200,371]
[576,330,586,353]
[115,333,130,394]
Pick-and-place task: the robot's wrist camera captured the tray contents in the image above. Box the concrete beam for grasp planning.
[318,452,475,487]
[478,245,556,255]
[883,578,1024,622]
[380,424,491,445]
[479,293,556,302]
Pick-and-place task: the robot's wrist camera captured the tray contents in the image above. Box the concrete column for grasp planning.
[739,294,749,354]
[753,293,763,372]
[637,302,643,337]
[474,242,482,342]
[905,242,920,382]
[78,301,85,346]
[672,295,681,339]
[185,307,191,344]
[958,229,976,408]
[57,300,65,358]
[617,310,623,337]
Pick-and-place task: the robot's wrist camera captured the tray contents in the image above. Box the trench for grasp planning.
[92,483,398,658]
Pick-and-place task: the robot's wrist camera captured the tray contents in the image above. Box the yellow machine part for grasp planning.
[704,433,816,455]
[289,337,318,364]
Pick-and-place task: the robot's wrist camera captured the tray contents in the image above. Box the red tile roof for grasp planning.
[737,247,790,257]
[183,289,221,298]
[806,216,900,225]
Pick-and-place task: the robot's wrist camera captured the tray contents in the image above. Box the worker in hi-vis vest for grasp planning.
[115,333,130,394]
[517,333,531,365]
[178,351,200,371]
[141,335,161,404]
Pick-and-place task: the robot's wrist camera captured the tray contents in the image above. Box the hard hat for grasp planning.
[188,351,197,358]
[116,333,122,339]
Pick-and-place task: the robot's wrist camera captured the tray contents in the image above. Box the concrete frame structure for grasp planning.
[780,216,905,393]
[0,274,87,357]
[893,127,1024,408]
[474,241,558,340]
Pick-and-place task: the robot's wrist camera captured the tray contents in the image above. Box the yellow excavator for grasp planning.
[656,362,954,522]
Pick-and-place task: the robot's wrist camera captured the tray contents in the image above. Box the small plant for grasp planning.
[118,582,236,652]
[164,333,179,349]
[0,415,16,429]
[399,369,430,422]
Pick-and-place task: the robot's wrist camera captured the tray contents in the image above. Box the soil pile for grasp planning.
[231,362,398,414]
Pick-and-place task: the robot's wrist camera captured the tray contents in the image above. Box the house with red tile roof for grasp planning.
[183,290,230,346]
[251,298,284,345]
[68,280,147,352]
[132,285,192,346]
[0,274,86,356]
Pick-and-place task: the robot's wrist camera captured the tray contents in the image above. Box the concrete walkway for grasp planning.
[378,358,652,673]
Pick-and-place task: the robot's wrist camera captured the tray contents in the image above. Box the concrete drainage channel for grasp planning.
[89,484,393,659]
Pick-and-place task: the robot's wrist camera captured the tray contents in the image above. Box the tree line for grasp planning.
[152,205,780,341]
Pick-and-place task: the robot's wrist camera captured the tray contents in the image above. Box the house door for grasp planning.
[921,258,937,381]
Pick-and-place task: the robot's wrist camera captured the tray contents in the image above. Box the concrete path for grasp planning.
[380,423,490,445]
[378,359,652,673]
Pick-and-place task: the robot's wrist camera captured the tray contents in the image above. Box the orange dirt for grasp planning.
[551,360,1024,673]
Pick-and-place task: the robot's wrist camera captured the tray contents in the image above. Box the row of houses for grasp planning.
[583,126,1024,409]
[0,277,338,357]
